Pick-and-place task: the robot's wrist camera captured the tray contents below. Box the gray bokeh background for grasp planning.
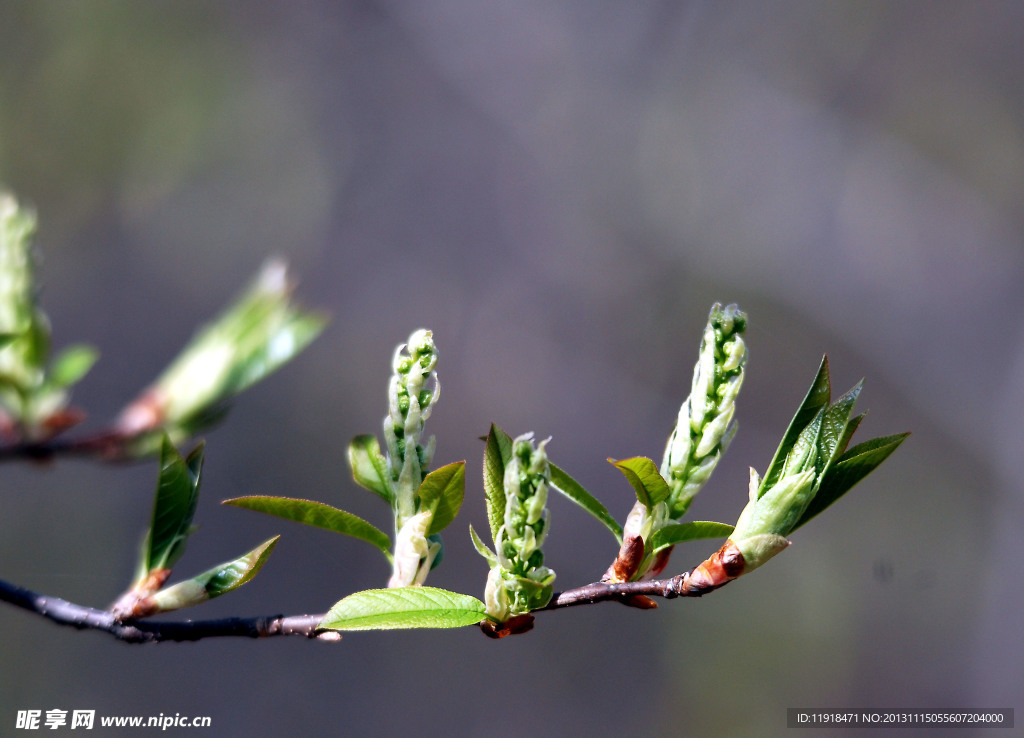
[0,2,1020,736]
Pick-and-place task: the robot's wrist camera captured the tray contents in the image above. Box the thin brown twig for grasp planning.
[0,430,135,462]
[0,578,329,643]
[1,560,737,644]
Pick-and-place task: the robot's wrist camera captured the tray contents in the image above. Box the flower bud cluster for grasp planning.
[612,304,747,582]
[384,329,441,587]
[384,329,439,521]
[484,434,556,621]
[661,302,747,518]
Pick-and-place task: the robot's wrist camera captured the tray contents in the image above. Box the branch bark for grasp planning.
[0,578,331,643]
[2,556,737,644]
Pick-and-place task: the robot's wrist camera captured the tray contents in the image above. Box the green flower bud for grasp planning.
[661,303,747,519]
[483,434,556,621]
[385,329,439,523]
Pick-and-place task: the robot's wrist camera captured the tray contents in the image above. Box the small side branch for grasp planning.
[0,578,329,644]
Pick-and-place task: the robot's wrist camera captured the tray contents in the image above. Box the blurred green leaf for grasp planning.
[223,495,392,562]
[418,461,465,536]
[347,434,393,504]
[48,344,99,388]
[648,521,735,554]
[610,456,670,510]
[320,587,487,631]
[142,437,203,577]
[792,432,909,531]
[117,260,327,442]
[549,462,622,543]
[761,355,831,496]
[483,424,513,541]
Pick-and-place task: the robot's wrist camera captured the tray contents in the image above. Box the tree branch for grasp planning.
[0,578,332,643]
[1,558,735,644]
[0,430,135,463]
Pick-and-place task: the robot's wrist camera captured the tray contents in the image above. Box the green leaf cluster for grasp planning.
[113,436,278,619]
[730,356,909,570]
[225,330,464,589]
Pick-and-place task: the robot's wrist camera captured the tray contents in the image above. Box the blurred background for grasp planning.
[0,2,1020,736]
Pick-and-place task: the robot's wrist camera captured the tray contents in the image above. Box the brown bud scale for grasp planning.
[680,540,745,595]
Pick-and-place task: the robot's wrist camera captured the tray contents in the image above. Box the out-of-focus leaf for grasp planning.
[418,461,465,536]
[483,424,513,541]
[550,462,622,543]
[143,437,203,576]
[48,344,99,388]
[792,432,909,531]
[648,521,735,554]
[348,434,393,504]
[610,456,670,510]
[223,495,392,562]
[320,587,486,631]
[116,260,327,442]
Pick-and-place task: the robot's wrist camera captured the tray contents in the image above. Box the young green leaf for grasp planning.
[144,437,204,575]
[320,586,487,631]
[469,524,497,566]
[418,461,465,536]
[223,496,392,562]
[145,536,281,616]
[549,462,623,543]
[47,344,99,389]
[791,432,909,532]
[483,424,514,541]
[347,434,394,504]
[114,260,327,444]
[195,536,280,598]
[817,382,863,473]
[610,457,671,510]
[648,521,735,555]
[761,356,832,494]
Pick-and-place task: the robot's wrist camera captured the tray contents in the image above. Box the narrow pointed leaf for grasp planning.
[469,524,497,566]
[818,382,863,472]
[145,537,280,614]
[762,356,831,493]
[792,432,909,531]
[419,461,465,536]
[223,495,392,562]
[197,535,280,598]
[145,437,203,574]
[781,409,824,480]
[550,462,622,543]
[348,434,394,504]
[649,521,735,554]
[611,456,670,509]
[320,586,487,631]
[48,344,99,388]
[483,424,514,541]
[838,412,865,456]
